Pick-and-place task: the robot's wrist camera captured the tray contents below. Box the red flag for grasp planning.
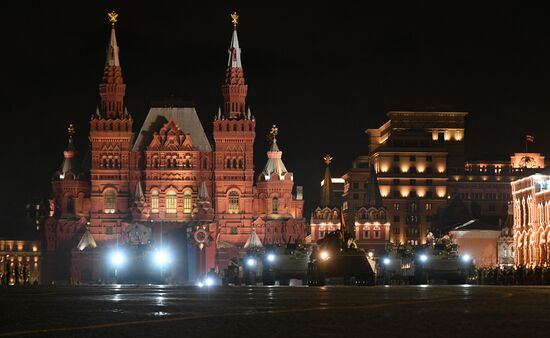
[526,135,534,143]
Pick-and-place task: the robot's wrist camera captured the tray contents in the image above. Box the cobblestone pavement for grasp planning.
[0,285,549,337]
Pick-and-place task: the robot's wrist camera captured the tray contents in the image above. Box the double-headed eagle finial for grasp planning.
[108,10,118,27]
[67,123,76,138]
[231,11,239,29]
[323,154,333,165]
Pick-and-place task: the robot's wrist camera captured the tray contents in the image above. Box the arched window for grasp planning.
[103,189,116,213]
[226,158,231,168]
[238,159,243,169]
[166,190,177,214]
[173,158,178,168]
[102,158,107,168]
[232,159,237,168]
[151,190,159,213]
[183,191,192,214]
[166,159,171,168]
[272,197,279,213]
[228,191,239,213]
[114,158,119,168]
[108,159,113,168]
[233,124,237,131]
[185,159,191,169]
[153,158,159,168]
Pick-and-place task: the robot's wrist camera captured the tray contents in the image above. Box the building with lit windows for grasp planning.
[342,112,466,245]
[43,12,306,284]
[511,173,550,266]
[339,111,543,246]
[0,240,41,285]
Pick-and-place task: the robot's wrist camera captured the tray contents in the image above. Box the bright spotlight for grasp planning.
[246,258,256,267]
[461,254,471,262]
[197,281,204,288]
[320,251,330,261]
[111,250,125,267]
[205,277,214,286]
[419,254,428,262]
[267,253,276,262]
[383,258,391,265]
[155,249,171,267]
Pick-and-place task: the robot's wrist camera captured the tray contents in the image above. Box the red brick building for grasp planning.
[43,13,305,284]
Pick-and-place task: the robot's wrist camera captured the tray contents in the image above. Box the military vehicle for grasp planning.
[262,244,310,285]
[307,230,376,286]
[382,237,475,284]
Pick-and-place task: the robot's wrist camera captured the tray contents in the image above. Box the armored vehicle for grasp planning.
[262,244,310,285]
[307,230,376,286]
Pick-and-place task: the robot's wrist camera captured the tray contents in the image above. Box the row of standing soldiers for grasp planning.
[477,266,550,285]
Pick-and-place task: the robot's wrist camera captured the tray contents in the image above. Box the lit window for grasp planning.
[103,190,116,213]
[166,191,177,214]
[272,197,279,213]
[151,190,159,213]
[363,229,370,239]
[374,230,380,239]
[228,191,239,213]
[183,191,192,214]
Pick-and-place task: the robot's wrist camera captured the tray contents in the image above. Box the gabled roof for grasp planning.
[243,230,263,249]
[77,229,97,251]
[132,107,212,152]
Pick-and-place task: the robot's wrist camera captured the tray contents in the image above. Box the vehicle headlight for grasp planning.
[461,254,471,263]
[320,250,330,261]
[383,258,391,265]
[154,249,171,267]
[246,258,256,267]
[111,250,125,267]
[267,253,276,263]
[419,254,428,262]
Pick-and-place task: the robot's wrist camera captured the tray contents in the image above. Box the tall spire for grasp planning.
[60,123,80,178]
[262,125,288,180]
[320,154,334,207]
[365,162,383,208]
[98,10,126,119]
[228,11,242,69]
[221,11,248,119]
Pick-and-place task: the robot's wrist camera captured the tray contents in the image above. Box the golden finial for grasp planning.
[231,11,239,29]
[108,10,118,27]
[323,154,333,165]
[67,123,76,137]
[270,124,278,138]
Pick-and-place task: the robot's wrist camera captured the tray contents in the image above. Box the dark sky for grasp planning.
[2,1,550,235]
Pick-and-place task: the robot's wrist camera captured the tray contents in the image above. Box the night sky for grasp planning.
[2,2,550,236]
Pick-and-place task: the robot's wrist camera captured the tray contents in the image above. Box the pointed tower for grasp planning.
[353,161,390,252]
[213,12,256,246]
[309,154,341,242]
[365,163,384,208]
[320,154,334,207]
[51,124,90,218]
[193,181,214,221]
[89,11,134,241]
[221,12,247,119]
[256,125,305,245]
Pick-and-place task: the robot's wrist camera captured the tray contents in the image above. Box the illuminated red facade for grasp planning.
[44,14,305,283]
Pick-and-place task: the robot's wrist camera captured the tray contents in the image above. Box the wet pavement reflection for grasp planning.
[0,285,549,337]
